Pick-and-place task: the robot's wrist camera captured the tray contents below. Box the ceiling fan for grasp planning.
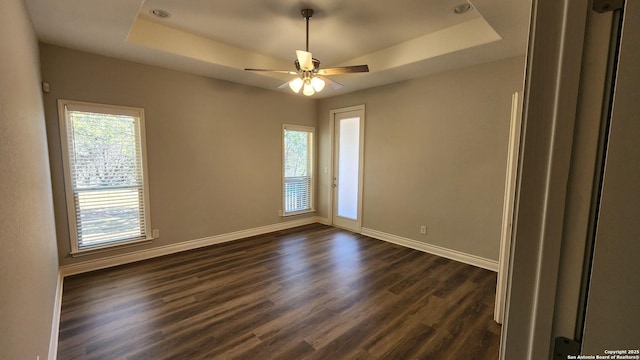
[244,9,369,96]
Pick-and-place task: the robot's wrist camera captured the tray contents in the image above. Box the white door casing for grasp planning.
[495,92,522,324]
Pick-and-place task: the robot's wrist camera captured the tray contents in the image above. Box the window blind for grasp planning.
[60,101,151,252]
[284,176,312,213]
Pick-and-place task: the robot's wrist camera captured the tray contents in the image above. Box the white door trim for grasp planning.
[500,0,589,358]
[495,92,522,324]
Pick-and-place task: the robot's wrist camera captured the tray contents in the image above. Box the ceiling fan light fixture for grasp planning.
[289,77,304,93]
[311,77,325,92]
[303,80,315,96]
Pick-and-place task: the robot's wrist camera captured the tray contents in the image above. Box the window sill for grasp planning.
[281,209,316,218]
[70,237,154,257]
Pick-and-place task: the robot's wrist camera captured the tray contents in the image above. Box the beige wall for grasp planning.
[39,43,524,266]
[40,44,316,266]
[317,56,525,261]
[0,0,60,359]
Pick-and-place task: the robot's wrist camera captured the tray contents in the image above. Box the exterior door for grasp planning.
[331,106,364,232]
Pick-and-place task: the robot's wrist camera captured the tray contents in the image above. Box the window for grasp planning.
[282,124,314,215]
[58,100,152,253]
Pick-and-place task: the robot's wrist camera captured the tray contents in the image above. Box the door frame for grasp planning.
[580,0,640,352]
[495,91,522,324]
[500,0,593,358]
[328,104,365,231]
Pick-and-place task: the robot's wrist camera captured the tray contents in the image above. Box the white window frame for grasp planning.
[58,99,153,254]
[282,124,315,216]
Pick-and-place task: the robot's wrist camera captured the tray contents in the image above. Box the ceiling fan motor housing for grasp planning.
[294,58,321,73]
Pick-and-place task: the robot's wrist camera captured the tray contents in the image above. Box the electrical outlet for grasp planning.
[420,225,427,234]
[278,210,283,217]
[152,229,160,238]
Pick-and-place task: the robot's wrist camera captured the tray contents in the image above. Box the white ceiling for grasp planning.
[24,0,531,98]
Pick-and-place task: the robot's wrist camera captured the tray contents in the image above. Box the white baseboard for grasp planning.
[57,217,495,276]
[49,271,63,360]
[60,217,321,277]
[361,227,499,272]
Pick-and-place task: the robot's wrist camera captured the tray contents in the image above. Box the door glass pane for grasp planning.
[337,117,360,219]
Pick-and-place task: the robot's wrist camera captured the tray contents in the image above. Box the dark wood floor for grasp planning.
[57,224,501,359]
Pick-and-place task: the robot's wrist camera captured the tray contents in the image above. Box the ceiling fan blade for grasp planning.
[318,76,343,90]
[244,68,298,75]
[317,65,369,75]
[276,80,292,89]
[296,50,314,71]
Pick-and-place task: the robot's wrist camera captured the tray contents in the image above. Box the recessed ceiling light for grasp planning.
[150,9,171,19]
[453,3,473,14]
